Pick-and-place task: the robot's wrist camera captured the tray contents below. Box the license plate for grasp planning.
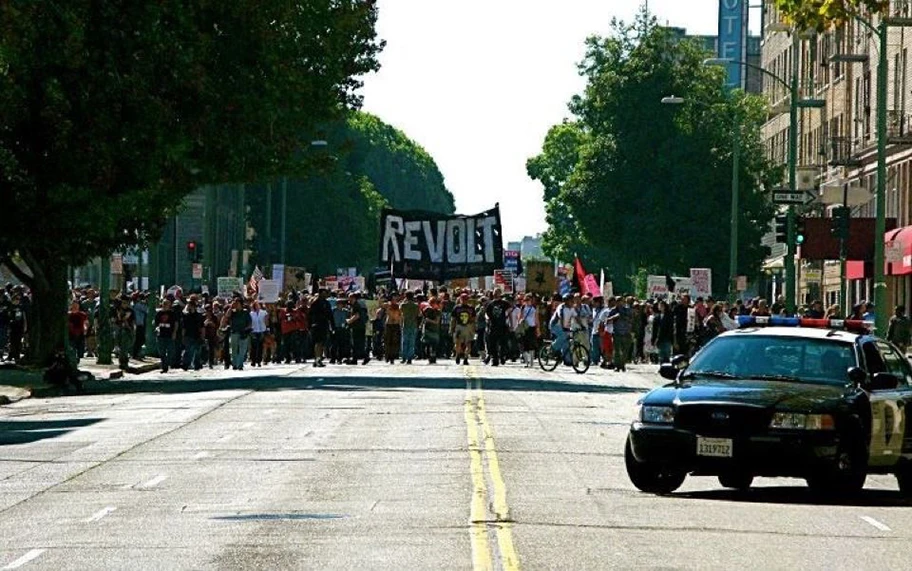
[697,437,733,458]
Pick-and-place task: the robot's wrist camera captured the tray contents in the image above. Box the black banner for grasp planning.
[379,206,504,280]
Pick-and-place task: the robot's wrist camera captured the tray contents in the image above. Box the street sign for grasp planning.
[192,263,203,279]
[804,269,822,282]
[886,240,904,263]
[111,254,123,275]
[772,190,816,205]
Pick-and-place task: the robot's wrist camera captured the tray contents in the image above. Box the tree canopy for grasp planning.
[773,0,888,31]
[527,11,779,295]
[0,1,382,362]
[247,110,454,274]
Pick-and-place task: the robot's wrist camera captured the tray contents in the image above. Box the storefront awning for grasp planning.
[885,226,912,276]
[846,260,870,280]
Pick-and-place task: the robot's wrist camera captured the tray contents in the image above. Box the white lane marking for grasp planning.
[240,422,255,429]
[85,506,117,523]
[218,434,235,443]
[860,515,892,532]
[193,451,209,460]
[264,409,276,416]
[3,549,45,569]
[140,474,168,489]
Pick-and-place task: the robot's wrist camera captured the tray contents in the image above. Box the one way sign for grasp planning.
[772,190,816,205]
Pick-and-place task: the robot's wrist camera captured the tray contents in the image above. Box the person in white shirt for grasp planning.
[249,300,269,367]
[590,296,608,365]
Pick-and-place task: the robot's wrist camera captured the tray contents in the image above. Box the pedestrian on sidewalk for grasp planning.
[181,295,204,370]
[154,299,176,373]
[347,292,370,365]
[888,305,911,356]
[227,297,252,370]
[308,289,333,368]
[248,300,268,367]
[400,291,420,364]
[67,301,88,362]
[383,295,402,364]
[112,295,135,370]
[132,292,148,359]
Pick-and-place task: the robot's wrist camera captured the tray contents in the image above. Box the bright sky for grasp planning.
[361,1,758,243]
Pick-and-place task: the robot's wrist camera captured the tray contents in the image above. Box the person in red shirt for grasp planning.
[67,301,88,361]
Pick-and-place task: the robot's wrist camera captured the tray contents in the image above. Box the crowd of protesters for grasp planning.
[0,280,906,373]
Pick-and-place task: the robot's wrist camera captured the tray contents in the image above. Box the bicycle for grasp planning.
[538,336,590,374]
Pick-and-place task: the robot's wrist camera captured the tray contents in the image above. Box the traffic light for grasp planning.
[795,216,806,245]
[774,215,787,243]
[196,241,204,262]
[831,206,850,239]
[186,240,197,262]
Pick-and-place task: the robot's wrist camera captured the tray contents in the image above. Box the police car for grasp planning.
[625,316,912,495]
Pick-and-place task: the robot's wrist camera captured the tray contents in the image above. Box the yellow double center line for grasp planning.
[465,369,520,571]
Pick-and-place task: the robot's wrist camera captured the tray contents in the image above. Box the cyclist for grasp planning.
[548,293,581,364]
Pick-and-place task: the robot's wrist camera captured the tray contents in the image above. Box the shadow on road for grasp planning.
[677,485,912,507]
[0,418,103,446]
[88,375,649,398]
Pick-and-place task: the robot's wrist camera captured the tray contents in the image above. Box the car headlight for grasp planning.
[769,412,835,430]
[641,405,675,424]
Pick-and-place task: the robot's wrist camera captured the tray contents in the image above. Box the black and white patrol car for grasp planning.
[625,316,912,495]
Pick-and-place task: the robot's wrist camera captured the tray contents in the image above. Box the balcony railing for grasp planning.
[829,137,863,167]
[887,110,912,144]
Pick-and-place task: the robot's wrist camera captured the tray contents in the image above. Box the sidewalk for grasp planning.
[0,358,160,404]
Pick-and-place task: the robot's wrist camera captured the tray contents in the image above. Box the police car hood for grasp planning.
[648,379,848,410]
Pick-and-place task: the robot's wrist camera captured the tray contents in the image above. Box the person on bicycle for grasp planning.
[548,293,579,364]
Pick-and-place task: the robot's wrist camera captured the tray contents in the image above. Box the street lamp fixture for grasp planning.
[660,96,685,105]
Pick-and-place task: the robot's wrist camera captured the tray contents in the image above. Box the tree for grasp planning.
[0,1,382,364]
[527,11,779,295]
[773,0,888,31]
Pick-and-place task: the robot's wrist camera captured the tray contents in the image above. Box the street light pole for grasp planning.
[730,109,741,302]
[785,43,799,314]
[874,19,888,333]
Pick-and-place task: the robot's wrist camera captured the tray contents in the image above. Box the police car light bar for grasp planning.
[736,315,873,332]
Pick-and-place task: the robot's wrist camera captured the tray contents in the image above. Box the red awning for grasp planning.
[886,226,912,276]
[846,260,869,280]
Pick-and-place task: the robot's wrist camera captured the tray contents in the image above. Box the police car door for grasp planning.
[877,340,912,459]
[863,341,906,467]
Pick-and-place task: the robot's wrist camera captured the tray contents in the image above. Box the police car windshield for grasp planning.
[686,335,856,386]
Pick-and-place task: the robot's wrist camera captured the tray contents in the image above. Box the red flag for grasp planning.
[573,256,588,294]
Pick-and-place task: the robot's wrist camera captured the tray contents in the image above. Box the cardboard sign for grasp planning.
[647,275,693,300]
[257,279,281,303]
[525,261,557,295]
[216,277,244,298]
[689,268,712,299]
[283,266,311,292]
[493,269,514,293]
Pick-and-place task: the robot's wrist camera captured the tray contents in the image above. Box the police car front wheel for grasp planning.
[625,436,686,494]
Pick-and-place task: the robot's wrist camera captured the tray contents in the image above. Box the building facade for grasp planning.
[760,0,912,315]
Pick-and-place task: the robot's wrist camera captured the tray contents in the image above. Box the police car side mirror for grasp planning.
[671,354,689,369]
[869,372,900,391]
[659,364,679,381]
[847,367,867,386]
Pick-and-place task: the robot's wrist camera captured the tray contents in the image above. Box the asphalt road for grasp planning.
[1,359,912,570]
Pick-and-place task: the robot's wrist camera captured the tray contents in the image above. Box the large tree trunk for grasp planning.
[5,250,69,367]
